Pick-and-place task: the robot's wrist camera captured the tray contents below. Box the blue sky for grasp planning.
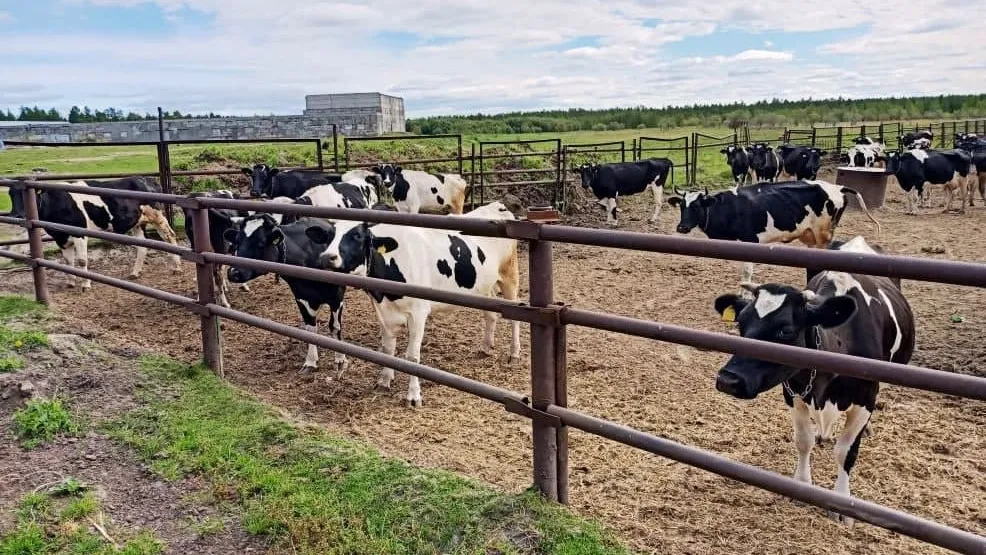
[0,0,981,117]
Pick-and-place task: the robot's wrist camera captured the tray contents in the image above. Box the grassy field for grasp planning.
[0,127,788,192]
[0,295,629,554]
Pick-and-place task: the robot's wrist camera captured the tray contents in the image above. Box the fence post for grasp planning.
[553,311,569,504]
[23,186,49,305]
[688,134,695,186]
[190,199,224,377]
[333,125,340,172]
[940,122,946,148]
[316,139,325,171]
[836,126,843,155]
[457,135,464,177]
[810,127,817,148]
[469,143,476,207]
[620,140,626,163]
[529,238,558,501]
[344,134,351,171]
[554,139,562,208]
[631,139,637,160]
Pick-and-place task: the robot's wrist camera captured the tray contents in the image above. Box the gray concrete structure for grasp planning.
[0,92,406,143]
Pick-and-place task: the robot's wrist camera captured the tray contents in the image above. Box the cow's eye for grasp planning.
[776,328,795,341]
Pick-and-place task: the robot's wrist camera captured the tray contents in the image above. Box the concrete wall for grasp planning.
[303,92,406,134]
[0,111,401,143]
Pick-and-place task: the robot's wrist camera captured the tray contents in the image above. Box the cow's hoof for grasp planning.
[478,347,494,358]
[127,272,141,280]
[81,283,92,291]
[240,283,251,292]
[335,359,348,372]
[376,378,392,390]
[506,354,520,365]
[299,364,317,375]
[405,398,423,408]
[828,511,854,528]
[606,222,619,228]
[172,267,183,275]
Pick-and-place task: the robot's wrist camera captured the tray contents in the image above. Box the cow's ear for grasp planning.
[371,165,382,174]
[305,226,331,245]
[268,168,280,177]
[714,294,749,323]
[394,165,403,174]
[269,228,285,246]
[241,167,253,176]
[371,236,398,254]
[807,295,856,328]
[720,148,728,154]
[667,197,681,207]
[222,228,238,244]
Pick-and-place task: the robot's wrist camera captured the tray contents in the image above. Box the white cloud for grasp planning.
[2,0,985,117]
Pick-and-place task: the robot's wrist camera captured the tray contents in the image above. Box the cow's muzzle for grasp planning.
[715,368,757,400]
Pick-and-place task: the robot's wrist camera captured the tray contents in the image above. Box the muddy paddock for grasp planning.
[2,173,985,554]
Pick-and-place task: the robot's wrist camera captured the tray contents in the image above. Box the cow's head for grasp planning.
[241,164,280,198]
[305,220,389,275]
[720,146,744,164]
[223,214,284,283]
[712,282,857,399]
[577,164,599,188]
[746,143,769,169]
[371,164,401,188]
[882,150,902,175]
[804,148,827,179]
[6,183,26,218]
[667,186,713,234]
[853,136,874,146]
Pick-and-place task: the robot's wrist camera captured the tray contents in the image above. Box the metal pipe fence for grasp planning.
[2,178,985,553]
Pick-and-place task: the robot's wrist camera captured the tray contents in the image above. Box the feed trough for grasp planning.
[836,166,889,210]
[525,205,560,223]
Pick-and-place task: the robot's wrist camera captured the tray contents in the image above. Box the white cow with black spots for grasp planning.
[713,236,915,526]
[370,164,468,214]
[302,201,520,407]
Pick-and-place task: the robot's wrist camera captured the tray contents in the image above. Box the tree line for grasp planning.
[406,94,986,135]
[0,106,225,123]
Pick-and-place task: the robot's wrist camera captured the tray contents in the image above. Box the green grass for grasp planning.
[13,397,80,449]
[0,190,11,213]
[1,483,167,555]
[106,355,628,555]
[0,295,48,373]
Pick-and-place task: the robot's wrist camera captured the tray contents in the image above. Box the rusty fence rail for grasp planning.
[2,178,986,553]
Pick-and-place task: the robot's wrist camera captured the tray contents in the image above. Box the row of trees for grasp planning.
[406,94,986,135]
[0,106,225,123]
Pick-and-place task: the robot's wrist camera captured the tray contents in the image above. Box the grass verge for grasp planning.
[106,355,628,555]
[0,296,48,373]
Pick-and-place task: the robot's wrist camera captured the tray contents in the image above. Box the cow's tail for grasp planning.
[843,187,882,236]
[659,159,674,188]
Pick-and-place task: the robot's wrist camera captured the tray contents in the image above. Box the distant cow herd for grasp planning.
[3,125,983,526]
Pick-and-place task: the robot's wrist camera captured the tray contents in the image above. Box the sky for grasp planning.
[1,0,984,118]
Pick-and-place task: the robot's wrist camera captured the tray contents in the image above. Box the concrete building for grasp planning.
[0,92,406,143]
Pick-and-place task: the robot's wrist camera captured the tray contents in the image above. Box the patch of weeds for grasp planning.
[0,354,24,373]
[16,493,51,522]
[105,355,628,555]
[0,296,45,322]
[119,531,164,555]
[60,493,99,520]
[189,516,225,537]
[0,522,48,555]
[12,397,80,449]
[48,477,88,497]
[189,177,224,193]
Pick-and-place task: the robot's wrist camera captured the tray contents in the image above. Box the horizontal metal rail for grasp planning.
[26,220,192,257]
[548,405,986,554]
[169,165,324,177]
[0,179,186,205]
[344,156,467,169]
[347,134,462,142]
[481,179,559,187]
[0,236,52,247]
[1,140,159,148]
[561,308,986,401]
[0,172,162,182]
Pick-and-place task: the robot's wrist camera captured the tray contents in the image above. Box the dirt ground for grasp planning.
[2,168,985,554]
[0,334,270,554]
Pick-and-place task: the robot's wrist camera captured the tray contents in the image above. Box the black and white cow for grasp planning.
[370,164,468,214]
[955,134,986,206]
[713,236,915,525]
[241,164,343,199]
[899,130,934,150]
[846,137,886,168]
[303,201,521,407]
[778,145,827,180]
[8,177,181,290]
[668,181,880,287]
[182,189,255,308]
[577,158,672,227]
[721,146,753,185]
[883,148,977,214]
[223,180,375,372]
[747,143,783,183]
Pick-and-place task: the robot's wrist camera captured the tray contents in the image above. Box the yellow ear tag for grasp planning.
[376,245,387,254]
[722,306,736,323]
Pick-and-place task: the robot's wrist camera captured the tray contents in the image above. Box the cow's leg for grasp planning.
[296,299,319,373]
[829,404,872,526]
[239,282,251,292]
[215,266,231,308]
[648,183,663,223]
[815,401,840,444]
[481,310,497,356]
[498,251,522,364]
[739,262,755,299]
[377,319,399,389]
[60,240,78,288]
[791,396,814,485]
[129,225,149,279]
[605,198,618,227]
[403,308,429,408]
[141,206,181,273]
[942,183,955,213]
[74,237,92,290]
[327,298,347,371]
[905,189,918,215]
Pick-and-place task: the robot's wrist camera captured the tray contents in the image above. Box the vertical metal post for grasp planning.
[836,126,843,155]
[479,143,486,206]
[940,122,946,148]
[469,143,476,207]
[157,107,165,142]
[553,314,569,504]
[23,186,49,305]
[344,133,351,171]
[554,139,562,207]
[316,139,325,171]
[333,125,340,172]
[620,140,626,163]
[810,127,817,148]
[529,239,557,501]
[190,202,224,377]
[457,135,464,177]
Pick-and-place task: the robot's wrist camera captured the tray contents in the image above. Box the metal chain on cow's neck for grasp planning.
[782,326,821,399]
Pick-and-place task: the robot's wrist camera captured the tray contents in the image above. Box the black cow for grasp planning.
[713,236,915,525]
[747,143,783,182]
[668,181,880,287]
[954,134,986,206]
[182,189,254,308]
[8,177,181,290]
[899,130,934,150]
[721,146,752,185]
[241,164,342,199]
[778,145,827,180]
[884,148,976,214]
[577,158,672,227]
